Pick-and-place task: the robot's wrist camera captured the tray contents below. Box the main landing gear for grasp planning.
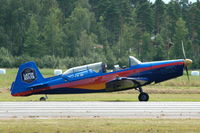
[40,95,48,101]
[136,87,149,101]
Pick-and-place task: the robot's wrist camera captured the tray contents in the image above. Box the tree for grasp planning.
[43,7,64,57]
[152,34,166,61]
[57,0,78,18]
[115,24,136,59]
[188,1,200,44]
[187,1,200,68]
[0,26,10,49]
[0,0,199,69]
[166,0,181,39]
[0,0,10,49]
[153,0,166,34]
[0,47,14,67]
[140,32,153,61]
[4,0,27,55]
[95,16,109,45]
[64,0,96,57]
[179,0,190,20]
[90,0,132,44]
[77,30,96,57]
[105,45,117,68]
[24,16,41,57]
[136,1,153,33]
[171,18,189,58]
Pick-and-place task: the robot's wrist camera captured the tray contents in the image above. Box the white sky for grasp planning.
[149,0,197,3]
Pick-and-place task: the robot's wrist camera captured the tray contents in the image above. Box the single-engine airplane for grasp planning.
[10,45,192,101]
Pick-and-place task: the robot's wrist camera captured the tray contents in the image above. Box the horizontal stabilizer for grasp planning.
[28,82,48,89]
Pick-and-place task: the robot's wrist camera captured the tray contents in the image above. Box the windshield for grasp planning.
[63,62,104,75]
[129,56,141,66]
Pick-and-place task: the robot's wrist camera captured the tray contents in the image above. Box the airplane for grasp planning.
[10,45,192,102]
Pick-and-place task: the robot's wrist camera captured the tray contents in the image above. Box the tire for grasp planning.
[40,97,46,101]
[138,92,149,101]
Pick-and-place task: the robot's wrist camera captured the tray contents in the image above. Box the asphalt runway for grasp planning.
[0,102,200,118]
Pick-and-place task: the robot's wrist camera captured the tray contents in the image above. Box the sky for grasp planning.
[149,0,197,3]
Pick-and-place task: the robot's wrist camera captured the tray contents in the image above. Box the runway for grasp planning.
[0,102,200,118]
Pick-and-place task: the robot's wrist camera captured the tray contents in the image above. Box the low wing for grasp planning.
[105,77,150,92]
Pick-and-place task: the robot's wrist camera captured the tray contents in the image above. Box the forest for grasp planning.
[0,0,199,69]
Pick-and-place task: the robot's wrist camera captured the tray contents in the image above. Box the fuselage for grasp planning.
[11,59,185,96]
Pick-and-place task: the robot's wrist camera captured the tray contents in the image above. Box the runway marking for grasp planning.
[0,102,200,118]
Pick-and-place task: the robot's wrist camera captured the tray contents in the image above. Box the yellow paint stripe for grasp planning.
[72,83,106,90]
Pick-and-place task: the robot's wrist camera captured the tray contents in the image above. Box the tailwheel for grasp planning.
[40,97,46,101]
[138,92,149,101]
[39,95,48,101]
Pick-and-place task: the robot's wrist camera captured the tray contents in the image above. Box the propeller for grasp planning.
[181,41,192,80]
[181,41,186,59]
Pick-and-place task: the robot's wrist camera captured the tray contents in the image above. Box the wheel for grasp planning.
[138,92,149,101]
[40,97,46,101]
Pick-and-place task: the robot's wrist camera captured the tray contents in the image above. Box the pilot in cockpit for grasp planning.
[101,63,107,73]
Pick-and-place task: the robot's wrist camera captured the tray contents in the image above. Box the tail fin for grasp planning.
[11,61,45,96]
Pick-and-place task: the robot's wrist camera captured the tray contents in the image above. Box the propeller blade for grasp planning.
[181,41,191,80]
[181,41,186,59]
[185,66,190,80]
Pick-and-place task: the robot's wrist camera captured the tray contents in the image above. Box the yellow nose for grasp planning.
[184,59,192,66]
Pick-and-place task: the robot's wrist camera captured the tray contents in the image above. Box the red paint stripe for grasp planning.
[12,61,184,96]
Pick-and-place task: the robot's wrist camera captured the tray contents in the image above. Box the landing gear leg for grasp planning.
[136,87,149,102]
[40,94,48,101]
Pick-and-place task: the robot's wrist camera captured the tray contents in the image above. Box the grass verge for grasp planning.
[0,93,200,101]
[0,119,200,133]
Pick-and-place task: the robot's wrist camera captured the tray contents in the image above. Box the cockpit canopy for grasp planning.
[63,56,140,78]
[63,62,106,76]
[129,56,142,66]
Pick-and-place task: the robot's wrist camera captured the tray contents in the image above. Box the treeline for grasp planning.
[0,0,200,69]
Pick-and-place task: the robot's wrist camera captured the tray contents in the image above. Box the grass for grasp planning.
[0,93,200,101]
[0,68,199,101]
[0,119,200,133]
[156,76,200,88]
